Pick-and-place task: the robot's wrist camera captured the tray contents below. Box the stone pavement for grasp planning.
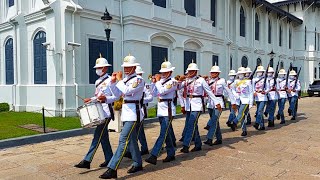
[1,97,320,180]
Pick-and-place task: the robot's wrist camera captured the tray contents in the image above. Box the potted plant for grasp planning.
[108,97,123,132]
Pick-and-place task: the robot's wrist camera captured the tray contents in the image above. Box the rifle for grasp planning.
[263,61,271,90]
[273,61,280,88]
[249,65,258,80]
[285,63,293,89]
[293,67,301,90]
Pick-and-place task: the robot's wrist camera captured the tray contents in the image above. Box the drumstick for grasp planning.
[76,95,86,101]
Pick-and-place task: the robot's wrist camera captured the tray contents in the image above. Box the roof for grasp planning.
[254,0,303,25]
[272,0,320,7]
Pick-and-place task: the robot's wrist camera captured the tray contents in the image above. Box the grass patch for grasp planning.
[147,105,181,118]
[0,111,80,140]
[0,106,182,140]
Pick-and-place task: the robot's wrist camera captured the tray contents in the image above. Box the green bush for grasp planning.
[0,103,10,112]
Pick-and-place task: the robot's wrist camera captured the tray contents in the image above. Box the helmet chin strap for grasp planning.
[187,71,197,78]
[125,66,135,76]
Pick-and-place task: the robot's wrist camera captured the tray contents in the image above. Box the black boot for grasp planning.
[74,160,90,169]
[246,121,251,125]
[253,123,259,130]
[163,156,175,163]
[180,146,189,153]
[204,139,213,146]
[179,137,184,142]
[288,109,292,116]
[291,116,296,120]
[99,161,109,168]
[226,121,232,127]
[99,168,117,179]
[270,121,275,127]
[267,121,272,127]
[258,126,265,130]
[264,112,268,117]
[241,131,247,136]
[127,165,143,173]
[145,155,157,165]
[280,121,285,124]
[212,140,222,145]
[191,146,202,152]
[141,150,149,156]
[204,125,210,130]
[173,141,177,148]
[230,122,236,131]
[124,151,132,159]
[276,114,280,120]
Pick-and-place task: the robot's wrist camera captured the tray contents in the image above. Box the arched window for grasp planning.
[280,61,284,69]
[257,58,262,66]
[230,56,233,70]
[241,56,248,68]
[268,19,272,44]
[240,6,246,37]
[34,31,47,84]
[279,25,282,46]
[5,38,14,85]
[255,13,260,41]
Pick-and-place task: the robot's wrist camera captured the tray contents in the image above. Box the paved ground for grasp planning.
[1,97,320,180]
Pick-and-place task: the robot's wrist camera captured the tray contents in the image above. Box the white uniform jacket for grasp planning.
[206,78,236,109]
[115,73,145,122]
[152,77,178,117]
[178,76,220,112]
[276,77,288,99]
[288,78,301,97]
[266,77,279,100]
[231,78,253,107]
[90,74,121,118]
[252,76,269,102]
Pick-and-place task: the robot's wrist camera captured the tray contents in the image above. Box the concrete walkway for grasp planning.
[1,97,319,179]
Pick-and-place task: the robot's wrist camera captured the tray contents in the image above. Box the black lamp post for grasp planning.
[101,8,113,42]
[268,50,275,67]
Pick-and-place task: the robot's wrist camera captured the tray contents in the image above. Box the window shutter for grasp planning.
[151,46,168,75]
[184,51,197,71]
[88,39,114,84]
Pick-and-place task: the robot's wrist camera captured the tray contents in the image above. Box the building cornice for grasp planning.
[123,16,224,45]
[24,11,46,25]
[0,22,13,32]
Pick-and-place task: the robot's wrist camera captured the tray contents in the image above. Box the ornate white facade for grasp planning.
[0,0,319,116]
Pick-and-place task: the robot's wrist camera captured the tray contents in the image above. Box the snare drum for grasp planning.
[77,102,107,128]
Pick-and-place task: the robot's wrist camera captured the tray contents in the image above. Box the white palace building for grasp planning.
[0,0,320,116]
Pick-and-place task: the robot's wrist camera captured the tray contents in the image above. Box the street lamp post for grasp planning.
[101,8,113,41]
[268,50,276,67]
[101,8,113,66]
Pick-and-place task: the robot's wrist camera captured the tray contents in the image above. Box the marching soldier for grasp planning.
[252,66,268,130]
[178,61,222,153]
[204,65,237,146]
[74,55,120,169]
[229,67,253,136]
[276,69,288,124]
[100,55,144,179]
[287,70,301,120]
[226,70,239,127]
[145,60,177,165]
[265,67,279,127]
[244,67,253,125]
[124,66,152,159]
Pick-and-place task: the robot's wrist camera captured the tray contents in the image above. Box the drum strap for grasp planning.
[96,76,109,88]
[124,75,137,84]
[108,103,115,121]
